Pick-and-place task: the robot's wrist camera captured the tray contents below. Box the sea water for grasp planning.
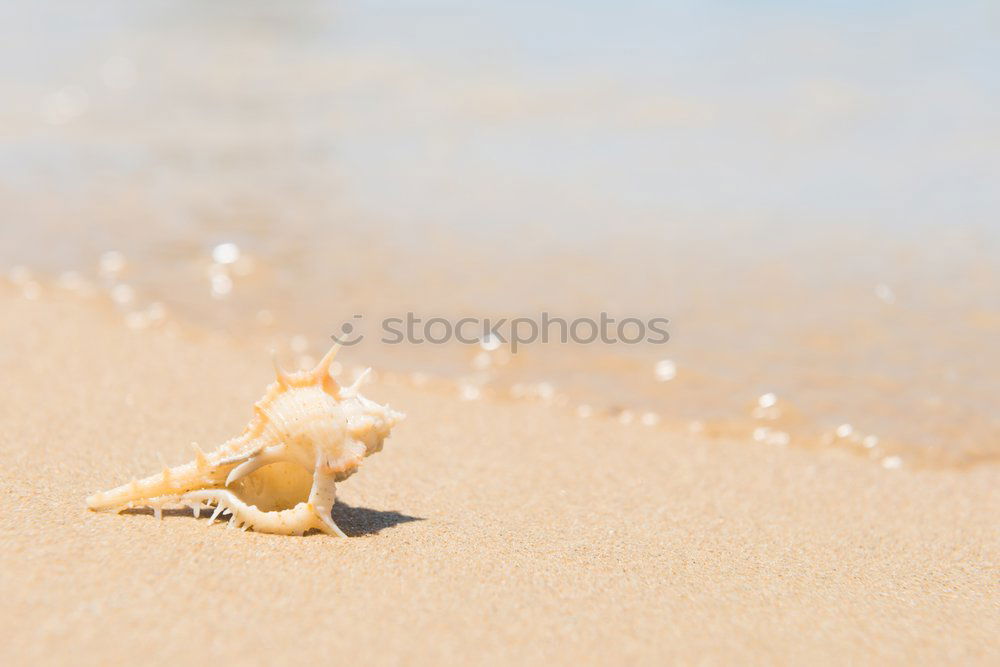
[1,0,997,467]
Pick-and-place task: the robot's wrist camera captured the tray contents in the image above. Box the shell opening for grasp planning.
[230,461,313,512]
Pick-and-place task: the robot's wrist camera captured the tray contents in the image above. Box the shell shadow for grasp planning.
[331,501,424,537]
[120,502,423,537]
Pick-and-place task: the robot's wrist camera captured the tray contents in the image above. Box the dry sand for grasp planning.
[0,291,997,665]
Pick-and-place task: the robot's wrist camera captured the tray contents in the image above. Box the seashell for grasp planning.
[86,345,404,536]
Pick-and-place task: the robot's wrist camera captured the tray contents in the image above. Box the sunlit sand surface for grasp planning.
[0,293,997,664]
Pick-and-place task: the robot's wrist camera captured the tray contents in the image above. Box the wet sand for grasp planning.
[1,290,997,665]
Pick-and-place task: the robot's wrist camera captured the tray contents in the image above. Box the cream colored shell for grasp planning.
[86,345,404,536]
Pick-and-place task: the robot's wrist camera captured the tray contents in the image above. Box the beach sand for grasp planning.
[0,290,997,665]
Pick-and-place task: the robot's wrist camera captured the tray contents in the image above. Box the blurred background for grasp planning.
[2,0,998,466]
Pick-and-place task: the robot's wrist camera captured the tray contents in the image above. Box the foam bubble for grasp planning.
[654,359,677,382]
[212,242,241,265]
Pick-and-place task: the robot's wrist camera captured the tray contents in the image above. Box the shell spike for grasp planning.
[344,367,371,397]
[190,442,208,471]
[309,342,342,386]
[271,349,293,387]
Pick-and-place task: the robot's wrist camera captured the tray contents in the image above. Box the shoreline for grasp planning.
[5,273,995,473]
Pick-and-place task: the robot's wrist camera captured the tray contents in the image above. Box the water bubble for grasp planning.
[835,423,854,438]
[753,427,789,446]
[110,284,135,305]
[758,392,777,409]
[298,355,316,370]
[410,372,429,387]
[536,382,555,401]
[21,281,41,300]
[255,309,275,326]
[575,404,593,418]
[124,311,148,330]
[874,283,896,305]
[654,359,677,382]
[210,273,233,298]
[881,456,902,470]
[328,361,343,377]
[688,420,705,434]
[146,302,167,323]
[40,86,89,125]
[480,334,502,352]
[618,410,635,425]
[9,266,31,284]
[459,384,481,401]
[211,242,241,265]
[862,435,879,449]
[640,412,660,427]
[471,351,491,370]
[99,251,126,277]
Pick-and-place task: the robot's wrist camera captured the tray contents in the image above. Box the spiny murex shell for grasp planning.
[86,345,404,536]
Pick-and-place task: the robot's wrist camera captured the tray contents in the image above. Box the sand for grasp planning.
[0,291,997,666]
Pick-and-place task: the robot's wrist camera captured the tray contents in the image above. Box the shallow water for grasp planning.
[2,1,998,467]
